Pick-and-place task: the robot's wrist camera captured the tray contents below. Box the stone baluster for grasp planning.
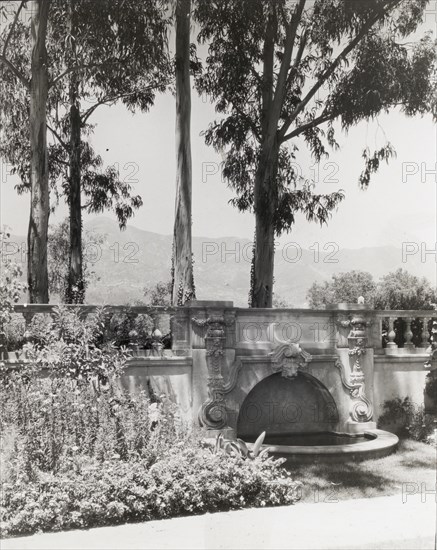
[0,325,5,361]
[171,309,191,356]
[21,309,35,361]
[403,317,415,350]
[126,310,139,355]
[22,309,35,342]
[151,328,163,357]
[431,320,437,350]
[386,317,398,350]
[421,317,430,348]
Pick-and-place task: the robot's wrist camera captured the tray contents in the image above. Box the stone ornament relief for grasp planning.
[269,343,312,379]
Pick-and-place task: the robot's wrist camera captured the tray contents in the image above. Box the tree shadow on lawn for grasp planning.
[286,439,436,503]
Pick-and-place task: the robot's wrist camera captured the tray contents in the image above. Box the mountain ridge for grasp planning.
[6,216,435,306]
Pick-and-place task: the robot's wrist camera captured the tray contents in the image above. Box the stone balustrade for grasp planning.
[1,303,436,358]
[0,303,175,361]
[374,311,436,353]
[1,301,436,430]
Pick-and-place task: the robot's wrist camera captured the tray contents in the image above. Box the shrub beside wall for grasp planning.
[1,450,300,537]
[377,397,436,444]
[0,365,300,539]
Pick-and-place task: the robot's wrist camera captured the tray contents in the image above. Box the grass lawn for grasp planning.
[290,439,436,503]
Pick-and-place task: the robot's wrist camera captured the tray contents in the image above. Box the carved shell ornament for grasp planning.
[269,343,313,379]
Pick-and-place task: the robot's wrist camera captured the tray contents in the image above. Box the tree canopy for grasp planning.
[0,0,171,302]
[307,270,377,307]
[307,268,436,310]
[0,0,170,216]
[194,0,437,307]
[373,268,436,310]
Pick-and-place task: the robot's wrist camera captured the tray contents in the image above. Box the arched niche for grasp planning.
[236,371,339,441]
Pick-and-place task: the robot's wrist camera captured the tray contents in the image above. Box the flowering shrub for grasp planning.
[0,304,301,538]
[19,306,130,383]
[0,231,26,350]
[424,373,437,406]
[27,306,106,348]
[0,448,300,537]
[377,397,435,444]
[0,375,181,479]
[0,371,300,538]
[3,315,26,352]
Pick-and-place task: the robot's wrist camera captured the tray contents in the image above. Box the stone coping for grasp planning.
[10,303,436,316]
[262,429,398,460]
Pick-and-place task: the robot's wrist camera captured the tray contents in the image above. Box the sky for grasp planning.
[0,5,436,254]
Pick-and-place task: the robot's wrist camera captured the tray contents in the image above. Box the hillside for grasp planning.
[7,217,436,306]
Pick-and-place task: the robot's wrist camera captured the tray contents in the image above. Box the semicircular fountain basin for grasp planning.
[246,429,399,463]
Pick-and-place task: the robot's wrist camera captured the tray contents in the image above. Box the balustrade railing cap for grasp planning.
[326,303,368,310]
[184,300,234,308]
[374,310,436,316]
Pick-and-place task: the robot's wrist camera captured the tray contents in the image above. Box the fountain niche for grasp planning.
[230,344,399,463]
[237,372,340,443]
[191,309,399,463]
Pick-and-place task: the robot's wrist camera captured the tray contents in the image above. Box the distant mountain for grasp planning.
[7,216,436,306]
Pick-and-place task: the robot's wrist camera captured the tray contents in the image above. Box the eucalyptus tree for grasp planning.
[47,218,104,300]
[172,0,196,305]
[47,0,170,302]
[0,0,170,303]
[195,0,437,307]
[0,0,50,303]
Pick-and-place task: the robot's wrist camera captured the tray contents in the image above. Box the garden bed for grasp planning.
[0,363,300,539]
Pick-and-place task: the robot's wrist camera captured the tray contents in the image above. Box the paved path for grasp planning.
[1,494,436,550]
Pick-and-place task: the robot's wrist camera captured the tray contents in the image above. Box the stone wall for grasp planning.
[4,302,435,435]
[169,301,434,435]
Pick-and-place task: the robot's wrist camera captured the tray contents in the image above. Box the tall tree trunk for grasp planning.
[251,141,279,308]
[250,1,305,308]
[66,0,84,303]
[67,83,83,303]
[172,0,195,306]
[251,4,278,309]
[28,0,50,303]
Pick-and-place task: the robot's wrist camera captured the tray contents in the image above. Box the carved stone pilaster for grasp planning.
[335,358,373,422]
[349,313,372,340]
[331,314,373,422]
[269,343,312,379]
[335,315,352,348]
[348,340,366,385]
[223,310,236,348]
[347,313,372,385]
[193,313,234,429]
